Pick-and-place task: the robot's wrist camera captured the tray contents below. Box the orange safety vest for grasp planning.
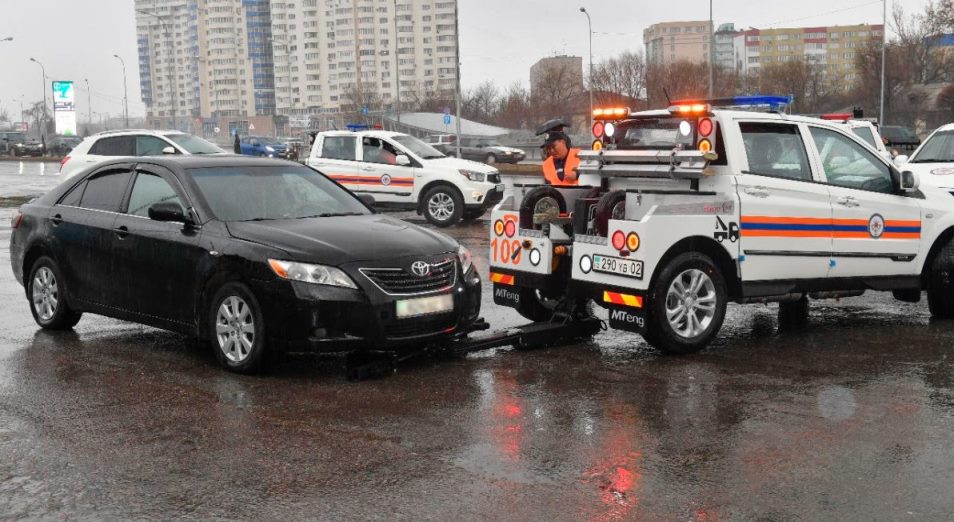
[542,148,581,186]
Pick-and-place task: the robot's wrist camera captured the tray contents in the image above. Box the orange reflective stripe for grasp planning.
[490,272,515,286]
[602,291,643,308]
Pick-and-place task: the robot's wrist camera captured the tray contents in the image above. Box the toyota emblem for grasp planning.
[410,261,431,277]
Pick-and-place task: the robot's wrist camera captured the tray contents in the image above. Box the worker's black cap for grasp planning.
[540,130,570,148]
[535,118,567,136]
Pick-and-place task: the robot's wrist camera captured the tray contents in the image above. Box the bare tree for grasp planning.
[590,51,647,107]
[530,60,585,122]
[937,84,954,119]
[646,61,709,106]
[461,81,500,123]
[892,2,952,85]
[495,82,532,130]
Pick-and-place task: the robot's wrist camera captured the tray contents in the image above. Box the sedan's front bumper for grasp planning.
[251,266,482,354]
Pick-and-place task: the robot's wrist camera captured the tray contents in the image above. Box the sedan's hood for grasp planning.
[903,162,954,190]
[488,145,524,154]
[425,156,499,173]
[226,214,457,265]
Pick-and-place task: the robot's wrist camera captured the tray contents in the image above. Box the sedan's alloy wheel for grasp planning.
[428,192,455,221]
[32,267,58,322]
[215,296,255,362]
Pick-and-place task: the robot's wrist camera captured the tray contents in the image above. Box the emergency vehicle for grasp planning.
[817,113,891,160]
[488,96,954,354]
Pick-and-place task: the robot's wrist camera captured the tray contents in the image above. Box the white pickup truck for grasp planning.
[488,96,954,354]
[307,130,505,226]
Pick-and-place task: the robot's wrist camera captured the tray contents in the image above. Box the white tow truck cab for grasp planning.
[489,95,954,354]
[307,126,505,226]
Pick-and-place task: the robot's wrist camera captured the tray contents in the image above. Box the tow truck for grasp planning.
[488,95,954,354]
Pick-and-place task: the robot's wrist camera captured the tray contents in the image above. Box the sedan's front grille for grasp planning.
[487,173,501,183]
[360,259,457,295]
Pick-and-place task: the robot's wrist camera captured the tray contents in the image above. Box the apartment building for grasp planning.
[135,0,458,138]
[733,23,884,85]
[714,23,740,71]
[643,20,713,66]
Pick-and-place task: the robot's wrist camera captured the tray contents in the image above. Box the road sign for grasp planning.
[213,127,220,133]
[443,114,452,125]
[249,122,256,130]
[361,106,369,115]
[443,107,451,115]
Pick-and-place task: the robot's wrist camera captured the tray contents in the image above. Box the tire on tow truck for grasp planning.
[594,190,627,236]
[643,251,728,354]
[518,186,566,230]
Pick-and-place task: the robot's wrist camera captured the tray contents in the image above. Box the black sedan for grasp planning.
[9,157,481,373]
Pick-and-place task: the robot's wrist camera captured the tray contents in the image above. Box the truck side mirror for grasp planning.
[900,170,919,192]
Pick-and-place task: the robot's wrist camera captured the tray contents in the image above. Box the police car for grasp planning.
[488,96,954,354]
[307,128,504,226]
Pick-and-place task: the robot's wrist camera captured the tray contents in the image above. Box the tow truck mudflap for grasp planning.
[345,316,603,381]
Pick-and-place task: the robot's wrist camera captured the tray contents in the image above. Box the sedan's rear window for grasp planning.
[189,165,371,221]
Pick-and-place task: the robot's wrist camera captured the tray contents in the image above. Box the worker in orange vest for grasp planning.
[536,119,580,186]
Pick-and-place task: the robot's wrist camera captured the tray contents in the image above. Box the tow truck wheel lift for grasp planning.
[344,313,603,381]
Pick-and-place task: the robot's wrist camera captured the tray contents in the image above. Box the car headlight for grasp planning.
[457,244,473,274]
[268,259,357,289]
[459,169,486,182]
[266,146,275,152]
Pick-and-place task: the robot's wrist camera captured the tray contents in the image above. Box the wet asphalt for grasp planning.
[3,161,954,519]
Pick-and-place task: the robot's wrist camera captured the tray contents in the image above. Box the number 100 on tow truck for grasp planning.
[489,96,954,354]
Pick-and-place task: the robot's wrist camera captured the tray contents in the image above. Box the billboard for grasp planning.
[52,80,77,135]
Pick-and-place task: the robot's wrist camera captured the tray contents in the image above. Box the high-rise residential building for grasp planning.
[135,0,458,139]
[643,20,713,66]
[529,55,583,98]
[733,23,884,86]
[714,23,740,71]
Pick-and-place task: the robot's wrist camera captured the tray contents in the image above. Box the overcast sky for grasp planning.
[0,0,928,121]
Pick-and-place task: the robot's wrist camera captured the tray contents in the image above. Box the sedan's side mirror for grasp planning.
[395,154,411,166]
[893,155,909,165]
[161,146,177,155]
[357,194,376,207]
[900,170,919,192]
[149,202,190,223]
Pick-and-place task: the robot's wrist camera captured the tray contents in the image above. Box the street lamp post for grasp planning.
[580,7,593,131]
[708,0,714,98]
[393,0,401,125]
[28,57,48,139]
[879,0,887,126]
[453,1,462,158]
[84,78,92,132]
[113,54,129,128]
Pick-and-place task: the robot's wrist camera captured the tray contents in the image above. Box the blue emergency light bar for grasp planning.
[346,123,370,131]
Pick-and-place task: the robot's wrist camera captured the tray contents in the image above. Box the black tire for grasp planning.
[422,185,464,227]
[208,282,269,374]
[27,256,82,330]
[594,190,627,237]
[928,239,954,318]
[463,208,486,221]
[485,153,497,165]
[778,296,809,331]
[643,252,727,354]
[518,186,567,229]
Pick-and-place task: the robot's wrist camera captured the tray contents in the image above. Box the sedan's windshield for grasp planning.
[166,134,226,154]
[189,165,371,221]
[911,131,954,163]
[393,135,445,159]
[2,132,28,142]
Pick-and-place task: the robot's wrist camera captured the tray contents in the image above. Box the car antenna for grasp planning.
[663,88,672,106]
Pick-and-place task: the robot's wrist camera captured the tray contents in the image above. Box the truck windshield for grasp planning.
[393,135,445,159]
[615,118,695,150]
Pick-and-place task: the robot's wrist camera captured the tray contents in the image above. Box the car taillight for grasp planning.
[11,212,23,230]
[60,156,70,169]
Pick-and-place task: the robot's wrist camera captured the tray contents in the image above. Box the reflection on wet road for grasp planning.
[0,161,64,198]
[3,206,954,518]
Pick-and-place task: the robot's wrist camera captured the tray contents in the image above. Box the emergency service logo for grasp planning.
[868,214,885,239]
[380,174,392,186]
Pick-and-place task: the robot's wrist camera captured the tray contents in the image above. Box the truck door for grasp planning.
[736,121,833,281]
[807,125,921,278]
[312,135,359,192]
[354,136,416,203]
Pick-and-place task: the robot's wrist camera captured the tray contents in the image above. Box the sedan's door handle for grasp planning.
[361,165,376,171]
[113,225,129,239]
[50,214,63,226]
[744,186,770,198]
[836,196,860,207]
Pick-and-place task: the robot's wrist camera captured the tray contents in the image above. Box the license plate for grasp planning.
[395,293,454,319]
[592,254,644,279]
